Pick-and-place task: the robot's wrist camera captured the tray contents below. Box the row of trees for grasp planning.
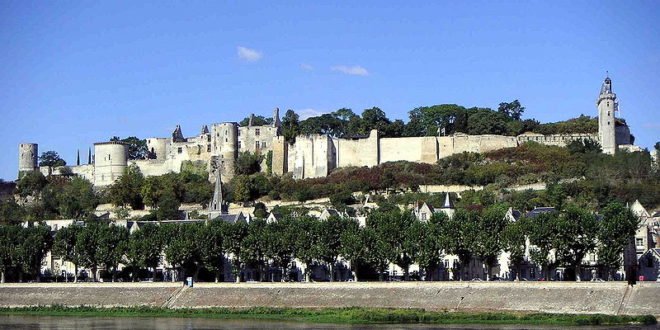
[0,201,639,283]
[242,102,603,145]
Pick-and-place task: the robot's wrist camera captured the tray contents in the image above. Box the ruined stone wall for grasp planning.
[517,133,598,147]
[379,136,438,164]
[271,136,288,175]
[438,134,518,159]
[238,125,278,155]
[335,130,379,168]
[292,135,334,179]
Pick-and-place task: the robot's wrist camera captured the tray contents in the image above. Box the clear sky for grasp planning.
[1,1,659,181]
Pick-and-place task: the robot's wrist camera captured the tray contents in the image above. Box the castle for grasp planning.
[18,77,640,186]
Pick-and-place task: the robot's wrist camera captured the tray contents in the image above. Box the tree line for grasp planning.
[0,201,639,283]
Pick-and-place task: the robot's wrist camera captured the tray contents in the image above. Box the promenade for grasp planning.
[1,281,658,316]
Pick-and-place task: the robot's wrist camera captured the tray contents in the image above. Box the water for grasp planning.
[0,315,654,330]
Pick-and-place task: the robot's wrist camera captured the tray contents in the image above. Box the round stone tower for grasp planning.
[93,141,129,186]
[146,138,168,160]
[18,143,38,174]
[597,76,617,154]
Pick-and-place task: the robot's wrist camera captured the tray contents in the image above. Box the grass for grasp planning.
[0,306,656,326]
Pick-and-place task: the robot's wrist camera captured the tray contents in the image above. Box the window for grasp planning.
[108,154,111,161]
[636,238,644,247]
[421,213,427,221]
[608,111,610,116]
[255,128,260,136]
[443,259,449,268]
[255,141,260,149]
[238,141,241,149]
[607,101,610,106]
[178,147,183,154]
[207,145,211,152]
[207,135,211,142]
[225,130,228,136]
[261,141,266,148]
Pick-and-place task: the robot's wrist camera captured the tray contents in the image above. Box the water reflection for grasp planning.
[0,315,654,330]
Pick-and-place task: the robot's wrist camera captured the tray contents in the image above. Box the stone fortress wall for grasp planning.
[18,78,642,185]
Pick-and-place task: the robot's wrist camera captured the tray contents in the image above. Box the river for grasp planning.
[0,315,657,330]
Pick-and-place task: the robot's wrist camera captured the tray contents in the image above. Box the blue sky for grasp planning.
[1,1,659,180]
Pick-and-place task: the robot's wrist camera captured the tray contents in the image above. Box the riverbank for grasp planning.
[0,306,655,326]
[1,282,658,317]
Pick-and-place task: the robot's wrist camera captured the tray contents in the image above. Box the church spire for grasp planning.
[208,169,226,219]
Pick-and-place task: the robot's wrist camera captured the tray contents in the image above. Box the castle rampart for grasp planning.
[17,77,638,185]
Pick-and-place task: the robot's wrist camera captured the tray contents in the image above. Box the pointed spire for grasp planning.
[201,125,209,134]
[88,148,92,165]
[172,125,185,142]
[76,149,80,166]
[442,192,454,209]
[273,108,281,127]
[208,170,225,214]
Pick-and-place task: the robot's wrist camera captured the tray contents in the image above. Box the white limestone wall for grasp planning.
[336,129,379,168]
[379,136,438,164]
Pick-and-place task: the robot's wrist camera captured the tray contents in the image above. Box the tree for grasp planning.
[107,164,144,209]
[497,100,525,121]
[404,104,468,137]
[14,225,53,282]
[52,224,83,282]
[475,204,508,280]
[527,212,558,280]
[502,220,526,281]
[291,216,320,282]
[224,221,249,282]
[442,210,479,280]
[76,222,103,281]
[0,199,25,225]
[239,219,270,281]
[367,210,415,280]
[124,223,164,281]
[253,202,268,219]
[239,115,273,127]
[567,139,602,154]
[235,152,262,176]
[316,216,358,281]
[553,206,598,281]
[110,136,150,159]
[39,151,66,167]
[162,223,202,281]
[199,220,226,283]
[232,175,252,204]
[340,226,368,281]
[58,177,98,218]
[0,225,20,283]
[597,202,640,280]
[263,218,295,282]
[281,109,300,143]
[410,219,443,280]
[97,225,128,282]
[15,171,47,197]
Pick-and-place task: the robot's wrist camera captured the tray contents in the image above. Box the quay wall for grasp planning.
[0,282,658,316]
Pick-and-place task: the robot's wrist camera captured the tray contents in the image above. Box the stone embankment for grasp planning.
[1,282,658,316]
